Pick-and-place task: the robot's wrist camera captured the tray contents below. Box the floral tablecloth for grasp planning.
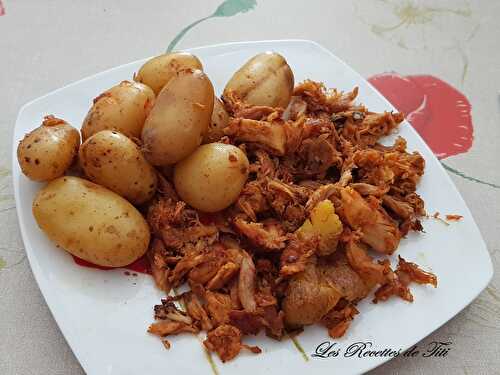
[1,1,498,374]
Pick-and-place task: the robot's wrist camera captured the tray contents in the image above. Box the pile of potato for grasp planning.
[17,51,295,268]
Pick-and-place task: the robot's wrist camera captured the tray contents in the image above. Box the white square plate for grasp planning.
[13,40,493,375]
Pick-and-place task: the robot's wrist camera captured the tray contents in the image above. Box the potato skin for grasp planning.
[283,262,341,327]
[79,130,157,205]
[17,115,80,182]
[223,52,294,108]
[203,97,230,143]
[142,69,214,166]
[32,176,150,267]
[174,143,249,212]
[81,80,155,141]
[134,52,203,95]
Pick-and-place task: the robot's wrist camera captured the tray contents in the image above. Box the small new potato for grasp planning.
[223,52,294,108]
[203,97,230,143]
[17,115,80,182]
[174,143,249,212]
[134,52,203,95]
[32,176,150,267]
[142,69,214,166]
[79,130,157,205]
[81,80,155,140]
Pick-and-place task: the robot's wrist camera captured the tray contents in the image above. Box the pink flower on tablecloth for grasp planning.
[0,1,5,16]
[368,73,473,159]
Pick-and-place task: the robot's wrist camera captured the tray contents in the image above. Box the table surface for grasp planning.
[1,1,499,374]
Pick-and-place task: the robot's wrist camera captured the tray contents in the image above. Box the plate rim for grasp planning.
[12,39,493,375]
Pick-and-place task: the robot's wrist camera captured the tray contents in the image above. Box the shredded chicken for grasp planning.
[154,300,192,330]
[238,253,257,312]
[147,239,171,292]
[228,310,266,335]
[146,79,436,361]
[236,180,269,221]
[373,257,436,303]
[293,80,359,113]
[345,240,385,288]
[224,118,287,156]
[169,252,207,286]
[205,290,233,326]
[184,292,213,331]
[282,96,308,121]
[203,325,261,362]
[233,218,287,251]
[396,256,438,288]
[445,214,463,222]
[321,300,359,338]
[148,320,198,337]
[339,187,400,254]
[280,236,318,276]
[305,184,339,213]
[206,262,240,290]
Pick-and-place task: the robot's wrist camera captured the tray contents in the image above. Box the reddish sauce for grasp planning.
[198,212,217,225]
[72,254,151,274]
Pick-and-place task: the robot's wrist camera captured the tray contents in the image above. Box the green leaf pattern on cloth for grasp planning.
[212,0,257,17]
[167,0,257,52]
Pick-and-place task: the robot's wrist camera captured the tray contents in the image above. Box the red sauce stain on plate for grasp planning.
[368,73,473,159]
[72,254,151,274]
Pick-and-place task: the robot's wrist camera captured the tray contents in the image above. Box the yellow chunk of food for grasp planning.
[296,219,314,239]
[296,199,343,255]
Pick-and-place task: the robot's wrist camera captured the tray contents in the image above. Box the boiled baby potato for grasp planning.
[174,143,249,212]
[17,115,80,182]
[33,176,150,267]
[203,96,230,143]
[79,130,157,205]
[81,80,155,140]
[142,69,214,166]
[223,52,294,108]
[134,52,203,95]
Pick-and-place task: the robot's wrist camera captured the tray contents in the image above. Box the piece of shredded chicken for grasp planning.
[203,325,261,362]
